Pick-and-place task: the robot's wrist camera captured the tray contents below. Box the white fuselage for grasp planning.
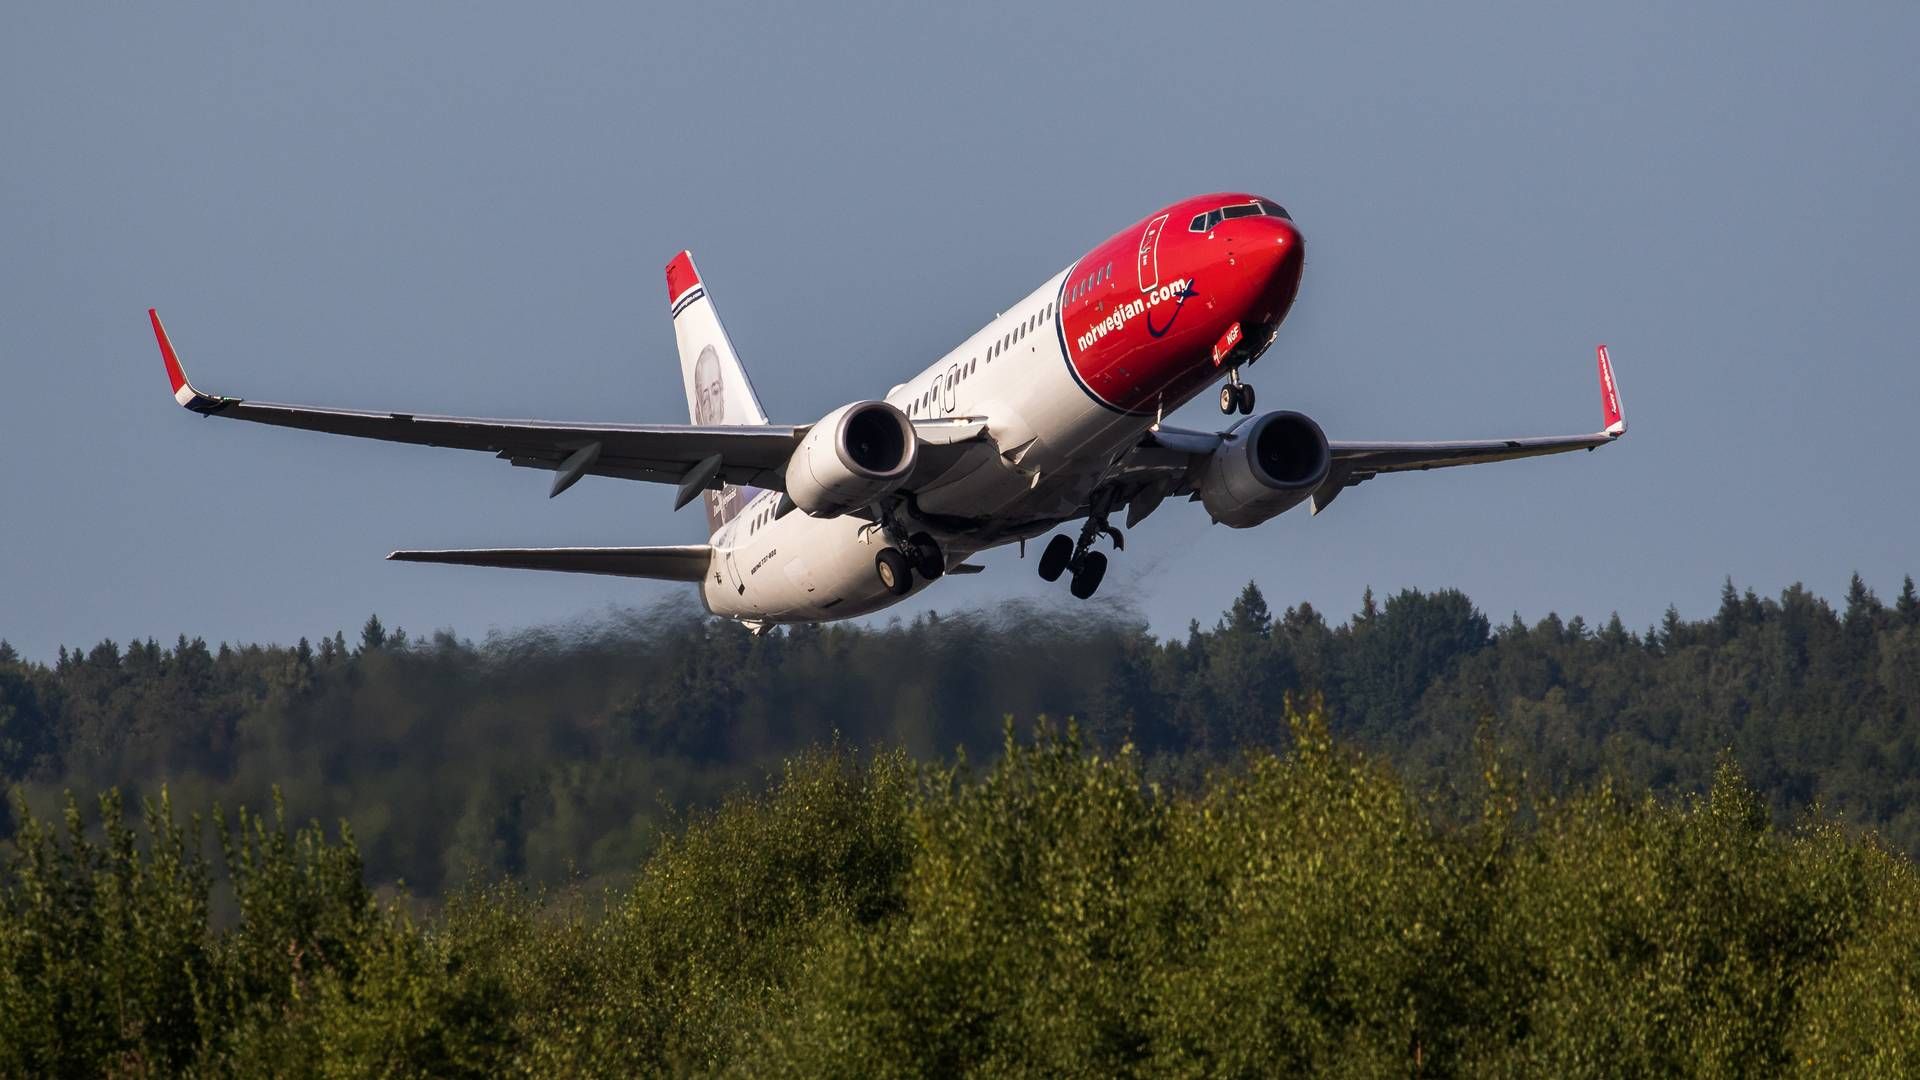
[699,265,1177,623]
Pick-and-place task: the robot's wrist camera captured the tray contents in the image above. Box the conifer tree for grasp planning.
[358,614,387,653]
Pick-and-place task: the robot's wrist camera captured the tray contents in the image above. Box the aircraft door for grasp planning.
[1137,213,1169,292]
[942,364,958,413]
[722,550,746,596]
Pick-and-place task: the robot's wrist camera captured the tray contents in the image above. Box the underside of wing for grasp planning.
[151,308,803,496]
[386,545,712,581]
[1111,345,1628,520]
[149,311,997,507]
[1322,344,1627,497]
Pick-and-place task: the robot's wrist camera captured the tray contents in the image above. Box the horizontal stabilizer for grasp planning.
[387,545,711,582]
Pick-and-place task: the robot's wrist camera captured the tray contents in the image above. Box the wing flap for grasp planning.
[386,545,712,581]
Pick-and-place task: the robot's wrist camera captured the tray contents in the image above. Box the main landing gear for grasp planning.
[1037,491,1123,600]
[873,526,945,597]
[1219,368,1256,415]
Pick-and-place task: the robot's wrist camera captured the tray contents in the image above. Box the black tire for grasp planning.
[1069,551,1108,600]
[908,532,944,579]
[1038,535,1073,582]
[875,549,913,595]
[1219,385,1238,414]
[1238,383,1256,414]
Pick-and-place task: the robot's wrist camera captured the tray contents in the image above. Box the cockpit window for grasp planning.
[1193,200,1290,231]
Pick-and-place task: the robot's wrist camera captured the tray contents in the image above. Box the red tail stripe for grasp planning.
[665,251,700,302]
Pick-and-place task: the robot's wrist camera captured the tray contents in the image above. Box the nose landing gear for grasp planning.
[1219,368,1256,415]
[1036,490,1123,599]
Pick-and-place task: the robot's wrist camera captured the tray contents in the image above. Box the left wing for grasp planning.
[149,310,984,502]
[1117,345,1627,518]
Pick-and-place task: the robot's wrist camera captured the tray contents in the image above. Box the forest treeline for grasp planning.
[3,713,1917,1075]
[3,571,1919,895]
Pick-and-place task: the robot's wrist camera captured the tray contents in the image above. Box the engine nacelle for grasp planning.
[1199,410,1332,528]
[785,400,918,517]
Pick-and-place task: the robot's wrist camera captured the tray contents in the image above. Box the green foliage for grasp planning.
[7,573,1920,896]
[7,711,1920,1075]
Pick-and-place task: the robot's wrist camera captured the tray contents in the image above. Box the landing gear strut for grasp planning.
[1219,368,1256,415]
[1036,489,1124,599]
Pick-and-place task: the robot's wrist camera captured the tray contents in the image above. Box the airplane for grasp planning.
[149,191,1626,631]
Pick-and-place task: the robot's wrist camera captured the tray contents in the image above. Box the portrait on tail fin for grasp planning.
[693,344,748,530]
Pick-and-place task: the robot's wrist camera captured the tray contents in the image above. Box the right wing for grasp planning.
[1112,345,1627,520]
[386,545,711,581]
[150,310,985,501]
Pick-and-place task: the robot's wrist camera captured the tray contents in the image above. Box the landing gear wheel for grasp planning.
[875,549,913,595]
[1038,535,1074,582]
[1068,551,1108,600]
[1220,385,1238,414]
[1237,383,1256,414]
[907,532,944,580]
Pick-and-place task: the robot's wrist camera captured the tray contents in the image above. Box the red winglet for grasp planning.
[151,309,186,393]
[149,307,203,406]
[665,251,701,304]
[1597,344,1626,436]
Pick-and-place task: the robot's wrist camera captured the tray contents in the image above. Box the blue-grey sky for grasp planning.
[4,2,1916,660]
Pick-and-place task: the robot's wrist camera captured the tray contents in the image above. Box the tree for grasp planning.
[1844,572,1882,627]
[359,614,387,653]
[1224,582,1272,638]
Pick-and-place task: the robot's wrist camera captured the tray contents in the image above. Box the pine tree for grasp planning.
[359,614,387,652]
[1660,605,1684,651]
[1844,572,1881,627]
[1226,582,1272,638]
[1715,578,1743,641]
[1899,575,1919,626]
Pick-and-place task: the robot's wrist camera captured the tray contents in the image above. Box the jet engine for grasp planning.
[785,401,918,517]
[1199,411,1332,528]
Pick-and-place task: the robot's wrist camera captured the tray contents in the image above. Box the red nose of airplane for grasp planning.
[1241,217,1304,326]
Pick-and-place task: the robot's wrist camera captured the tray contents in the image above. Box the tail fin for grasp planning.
[666,251,768,530]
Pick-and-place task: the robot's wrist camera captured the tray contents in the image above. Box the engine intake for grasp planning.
[1199,410,1331,528]
[785,401,918,517]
